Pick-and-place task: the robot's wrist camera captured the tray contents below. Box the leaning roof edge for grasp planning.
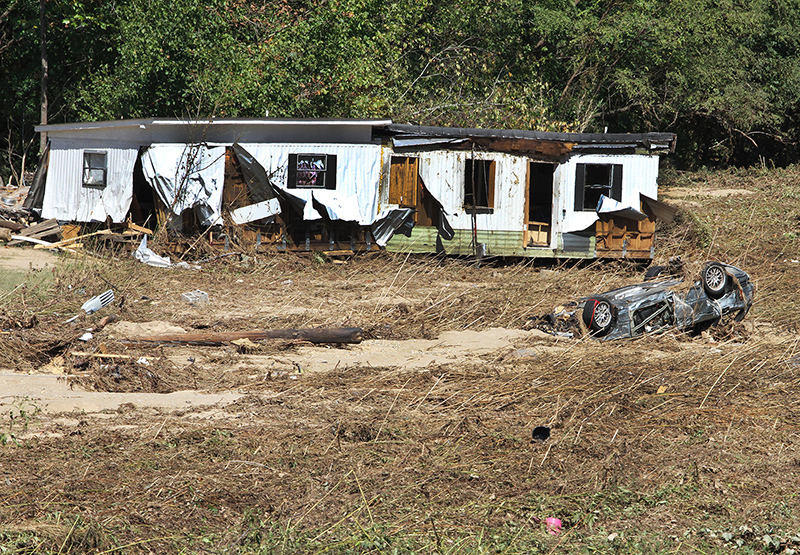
[381,124,676,145]
[35,117,394,132]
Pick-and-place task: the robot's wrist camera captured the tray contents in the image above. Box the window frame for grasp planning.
[574,163,622,212]
[463,158,496,212]
[82,150,108,189]
[287,153,337,190]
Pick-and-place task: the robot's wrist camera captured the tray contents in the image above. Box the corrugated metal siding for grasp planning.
[556,153,660,235]
[41,138,139,222]
[560,232,595,255]
[381,149,529,233]
[240,143,381,225]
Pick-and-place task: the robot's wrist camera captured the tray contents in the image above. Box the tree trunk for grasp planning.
[39,0,48,154]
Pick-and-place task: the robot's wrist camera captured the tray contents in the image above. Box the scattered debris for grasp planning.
[63,290,115,323]
[181,290,209,304]
[134,236,200,269]
[7,218,61,246]
[545,517,562,536]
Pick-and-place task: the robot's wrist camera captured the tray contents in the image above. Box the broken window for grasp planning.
[82,151,107,188]
[574,163,622,211]
[464,159,495,209]
[287,154,337,189]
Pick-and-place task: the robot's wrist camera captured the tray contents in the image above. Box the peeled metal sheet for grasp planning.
[597,195,647,221]
[141,144,225,226]
[230,198,281,224]
[371,208,415,246]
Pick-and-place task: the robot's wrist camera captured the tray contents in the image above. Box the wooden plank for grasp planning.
[34,229,113,249]
[7,218,61,246]
[125,222,153,235]
[70,352,155,360]
[0,219,24,232]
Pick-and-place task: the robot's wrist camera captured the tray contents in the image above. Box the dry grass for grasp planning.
[2,166,800,553]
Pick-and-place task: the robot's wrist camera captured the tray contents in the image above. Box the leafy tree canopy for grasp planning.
[2,0,799,179]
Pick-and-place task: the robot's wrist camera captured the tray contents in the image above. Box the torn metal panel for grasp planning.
[379,124,677,154]
[24,143,49,213]
[597,194,647,221]
[238,143,381,226]
[371,208,415,246]
[230,198,281,225]
[140,144,226,226]
[231,143,278,203]
[392,137,469,148]
[641,194,678,223]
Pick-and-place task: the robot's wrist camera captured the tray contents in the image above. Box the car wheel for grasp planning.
[582,297,614,336]
[644,265,664,281]
[702,262,729,299]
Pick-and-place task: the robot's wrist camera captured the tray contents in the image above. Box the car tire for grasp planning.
[702,262,729,299]
[582,297,614,336]
[644,265,665,281]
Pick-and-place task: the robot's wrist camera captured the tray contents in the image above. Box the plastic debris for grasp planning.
[545,517,562,536]
[181,290,209,304]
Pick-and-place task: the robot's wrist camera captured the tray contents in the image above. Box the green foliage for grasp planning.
[2,0,800,178]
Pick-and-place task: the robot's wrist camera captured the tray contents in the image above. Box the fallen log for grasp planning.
[119,327,364,346]
[0,219,24,232]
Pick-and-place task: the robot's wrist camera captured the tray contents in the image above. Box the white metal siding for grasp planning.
[557,153,660,234]
[240,143,381,225]
[382,150,528,233]
[41,139,139,222]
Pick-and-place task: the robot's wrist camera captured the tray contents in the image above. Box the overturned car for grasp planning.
[580,261,754,340]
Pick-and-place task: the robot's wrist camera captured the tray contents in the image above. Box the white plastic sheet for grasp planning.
[133,236,200,270]
[141,144,226,226]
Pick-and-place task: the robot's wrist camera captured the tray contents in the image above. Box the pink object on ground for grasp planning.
[545,517,562,535]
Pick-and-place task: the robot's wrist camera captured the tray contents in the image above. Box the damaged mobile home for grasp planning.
[28,118,677,259]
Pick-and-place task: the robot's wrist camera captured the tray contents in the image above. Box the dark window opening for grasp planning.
[464,159,495,209]
[83,151,107,188]
[574,163,622,211]
[287,153,337,189]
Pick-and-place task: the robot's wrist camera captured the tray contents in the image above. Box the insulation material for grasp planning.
[40,139,138,222]
[141,144,226,226]
[238,143,381,225]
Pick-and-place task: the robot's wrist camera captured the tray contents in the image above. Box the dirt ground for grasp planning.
[2,166,800,554]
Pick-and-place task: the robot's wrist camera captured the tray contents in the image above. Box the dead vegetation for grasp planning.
[1,166,800,554]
